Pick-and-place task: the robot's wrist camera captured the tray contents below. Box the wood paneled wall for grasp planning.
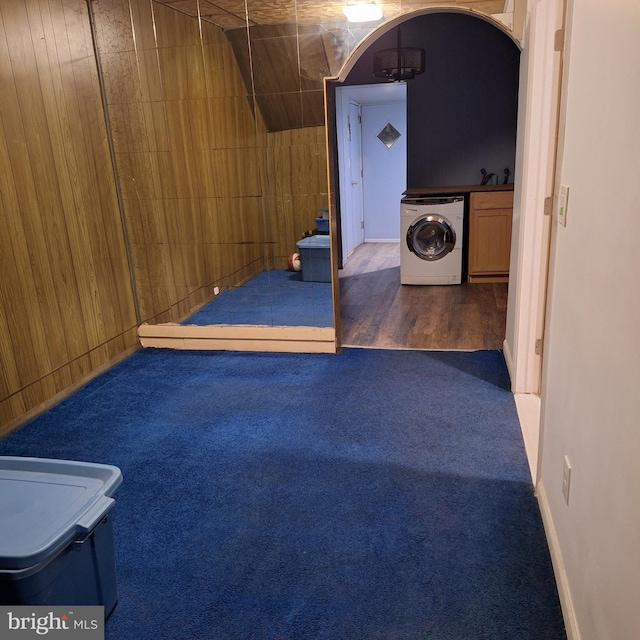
[0,0,138,434]
[92,0,268,325]
[0,0,332,436]
[266,127,329,266]
[226,25,328,132]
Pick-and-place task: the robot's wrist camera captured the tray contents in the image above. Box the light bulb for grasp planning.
[343,2,383,23]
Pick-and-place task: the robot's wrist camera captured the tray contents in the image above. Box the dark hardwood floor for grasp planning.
[338,243,508,350]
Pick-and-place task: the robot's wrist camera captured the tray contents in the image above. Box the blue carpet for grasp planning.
[184,270,333,327]
[0,348,565,639]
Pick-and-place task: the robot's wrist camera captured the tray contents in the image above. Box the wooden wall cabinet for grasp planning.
[468,191,514,283]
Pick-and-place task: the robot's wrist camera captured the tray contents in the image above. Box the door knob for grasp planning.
[351,180,358,186]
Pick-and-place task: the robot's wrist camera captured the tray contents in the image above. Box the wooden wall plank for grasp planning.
[31,0,99,357]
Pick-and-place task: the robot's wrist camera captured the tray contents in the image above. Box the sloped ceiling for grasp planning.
[154,1,507,131]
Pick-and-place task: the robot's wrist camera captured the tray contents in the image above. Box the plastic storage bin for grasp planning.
[0,457,123,618]
[296,235,331,282]
[315,217,329,234]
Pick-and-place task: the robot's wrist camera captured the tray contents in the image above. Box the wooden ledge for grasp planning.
[138,323,337,354]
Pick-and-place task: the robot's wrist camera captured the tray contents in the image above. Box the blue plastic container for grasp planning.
[296,235,331,282]
[0,457,122,618]
[315,217,329,234]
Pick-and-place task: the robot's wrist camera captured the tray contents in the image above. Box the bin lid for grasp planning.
[296,235,331,249]
[0,457,122,570]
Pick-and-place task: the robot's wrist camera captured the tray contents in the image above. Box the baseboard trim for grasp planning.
[467,274,509,283]
[138,324,337,354]
[536,480,581,640]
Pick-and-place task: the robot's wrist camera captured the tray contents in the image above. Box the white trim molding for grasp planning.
[537,480,581,640]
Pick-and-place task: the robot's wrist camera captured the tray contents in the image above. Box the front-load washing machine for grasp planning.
[400,195,464,285]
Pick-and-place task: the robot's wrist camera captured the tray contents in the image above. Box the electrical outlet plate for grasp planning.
[557,184,569,227]
[214,286,220,296]
[562,455,572,505]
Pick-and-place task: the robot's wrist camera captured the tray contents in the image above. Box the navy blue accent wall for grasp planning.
[343,13,520,189]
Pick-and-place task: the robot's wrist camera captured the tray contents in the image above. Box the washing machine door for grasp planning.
[407,215,456,261]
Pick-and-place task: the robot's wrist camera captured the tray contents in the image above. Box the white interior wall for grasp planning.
[537,1,640,638]
[335,83,406,263]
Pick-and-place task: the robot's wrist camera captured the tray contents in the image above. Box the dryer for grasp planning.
[400,195,464,285]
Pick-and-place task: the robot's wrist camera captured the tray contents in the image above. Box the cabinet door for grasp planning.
[468,208,513,275]
[468,191,514,280]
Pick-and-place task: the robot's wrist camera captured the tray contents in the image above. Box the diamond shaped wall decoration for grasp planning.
[377,122,401,148]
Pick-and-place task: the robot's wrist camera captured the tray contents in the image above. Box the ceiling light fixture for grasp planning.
[373,30,425,82]
[343,1,383,23]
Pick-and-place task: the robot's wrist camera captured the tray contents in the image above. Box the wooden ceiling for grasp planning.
[153,1,509,131]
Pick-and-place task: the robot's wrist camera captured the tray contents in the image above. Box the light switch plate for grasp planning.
[557,184,569,227]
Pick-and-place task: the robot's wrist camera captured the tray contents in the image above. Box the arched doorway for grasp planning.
[326,9,521,350]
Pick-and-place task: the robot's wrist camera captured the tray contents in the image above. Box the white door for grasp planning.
[346,101,365,255]
[361,99,407,241]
